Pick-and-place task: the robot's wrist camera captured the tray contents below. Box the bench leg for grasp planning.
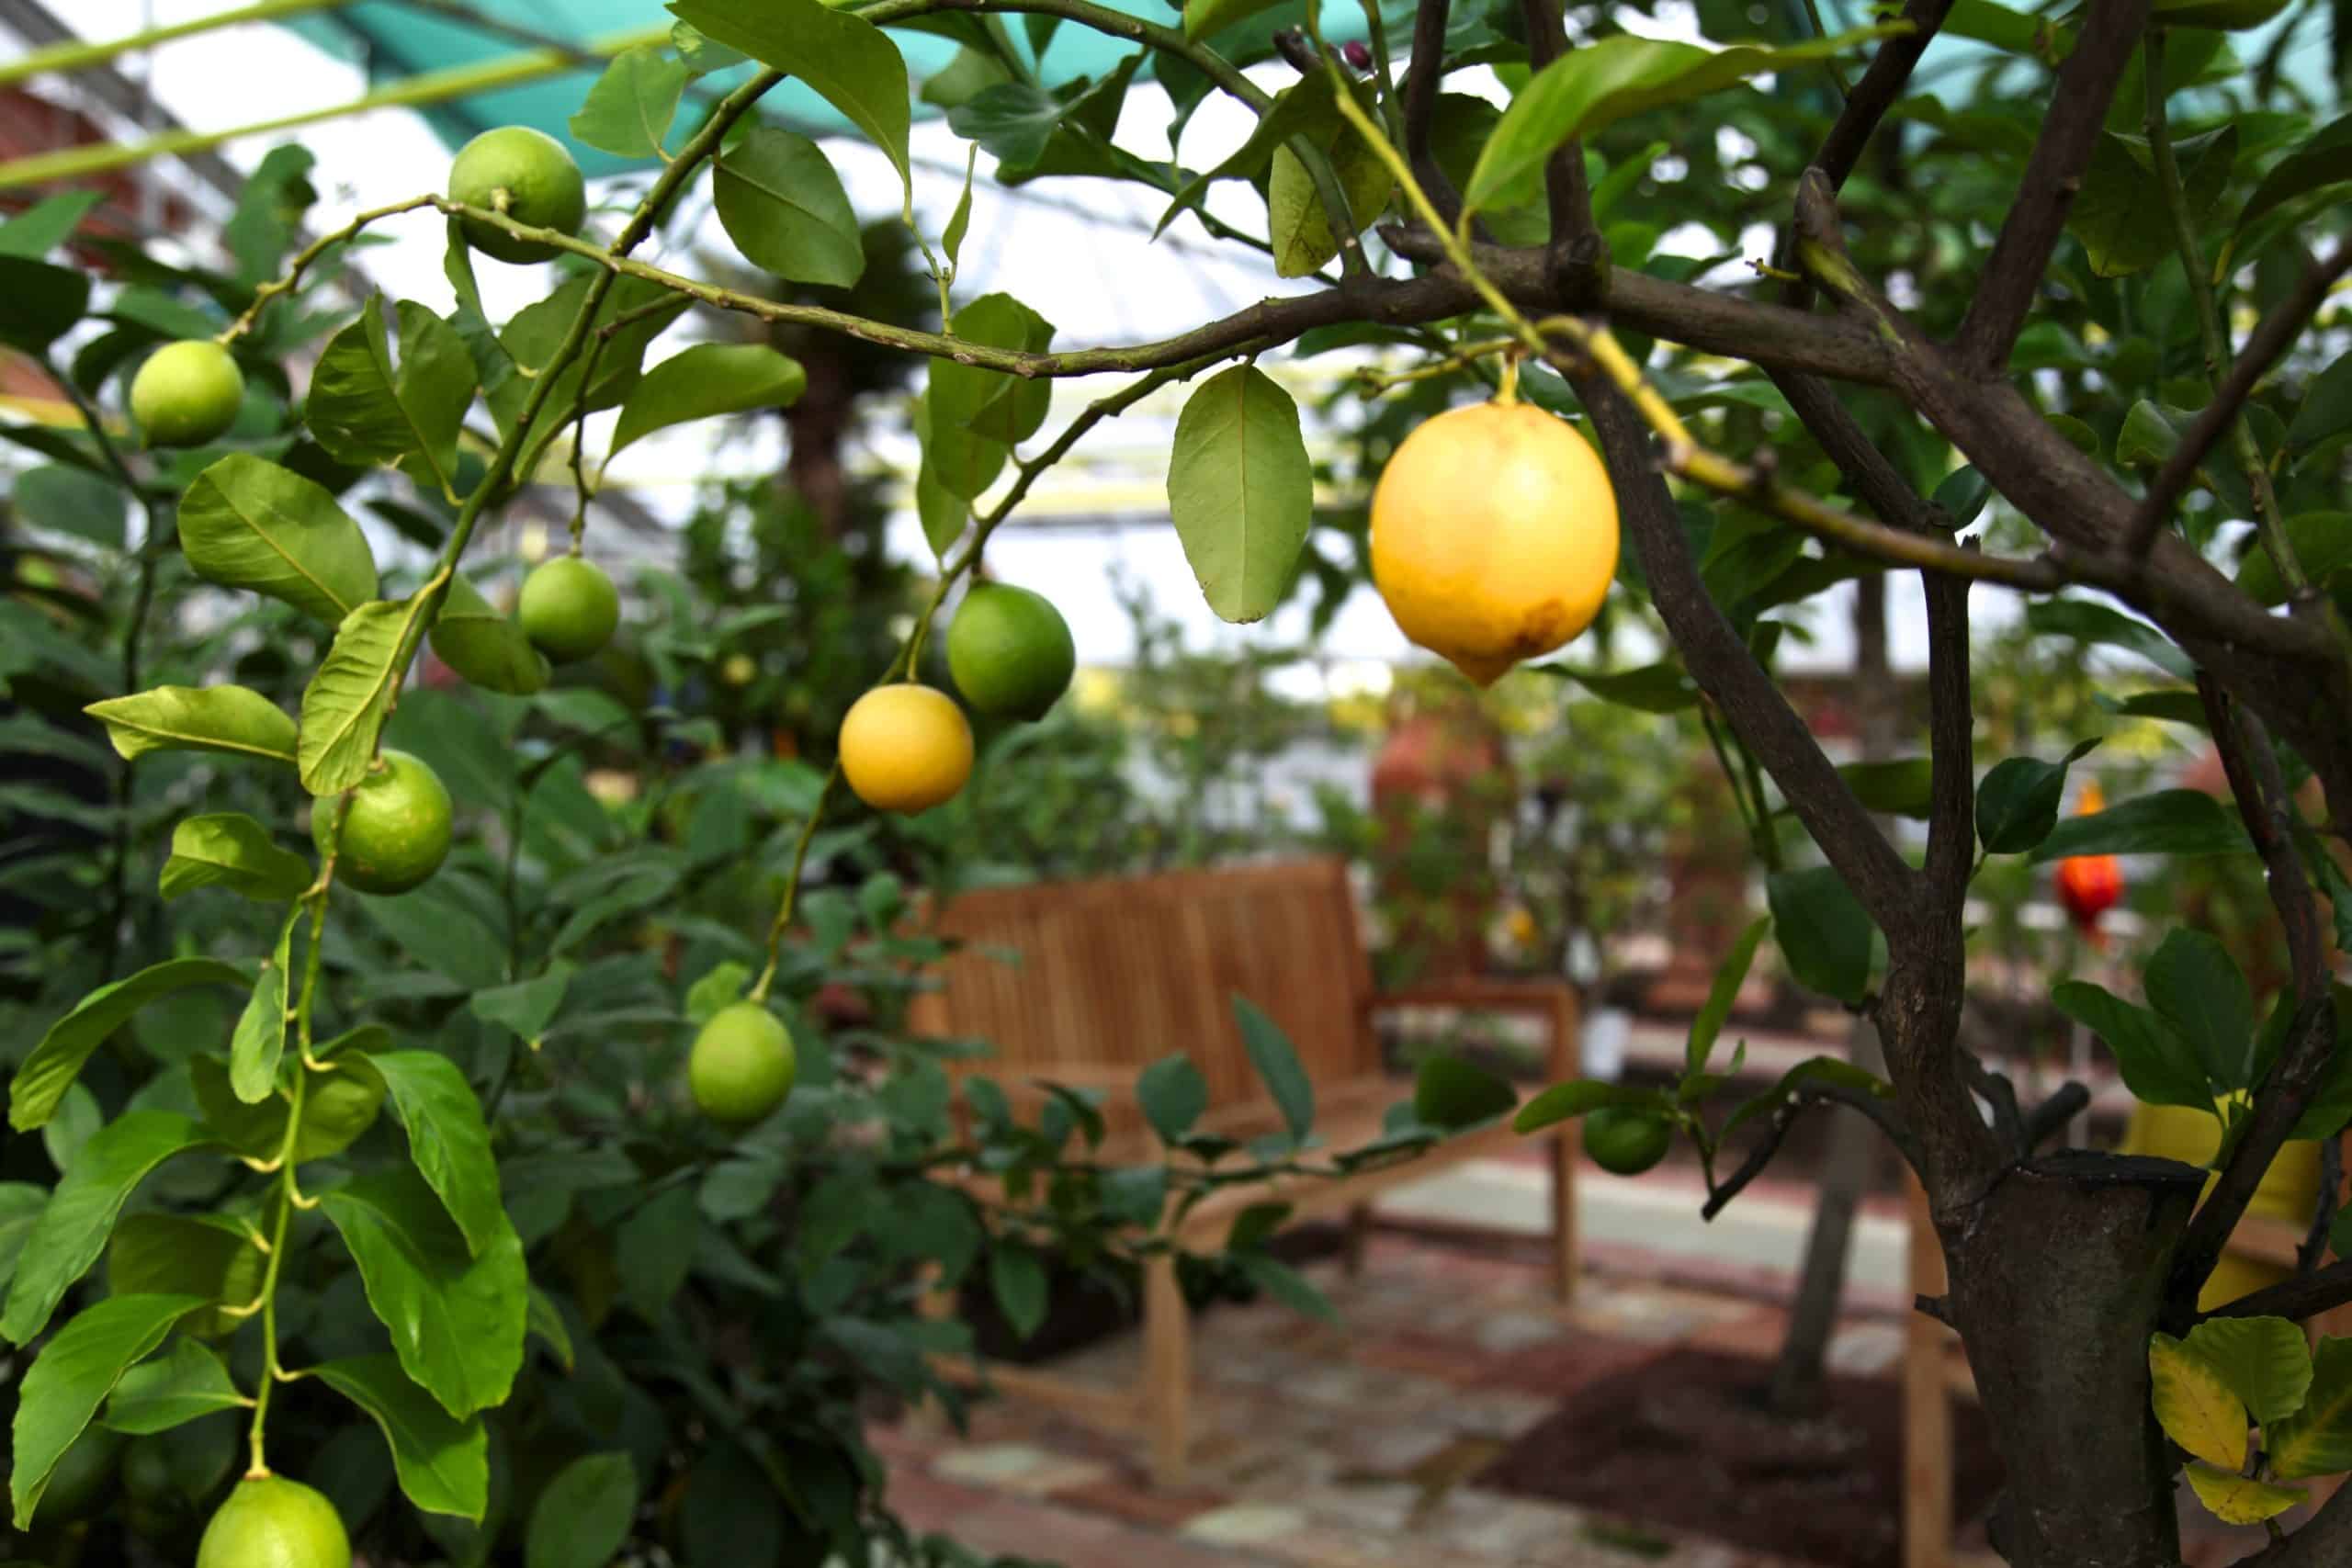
[1144,1254,1191,1489]
[1905,1172,1951,1568]
[1342,1202,1373,1277]
[1550,1130,1579,1303]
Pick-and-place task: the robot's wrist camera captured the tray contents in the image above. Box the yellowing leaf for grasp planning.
[2151,1332,2249,1472]
[2183,1463,2304,1525]
[2269,1337,2352,1480]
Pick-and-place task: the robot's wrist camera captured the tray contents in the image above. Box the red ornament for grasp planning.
[2056,779,2123,946]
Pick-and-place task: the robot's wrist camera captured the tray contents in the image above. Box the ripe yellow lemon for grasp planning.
[839,683,973,813]
[1370,398,1619,685]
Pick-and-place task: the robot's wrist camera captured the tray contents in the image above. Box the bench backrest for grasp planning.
[905,858,1380,1153]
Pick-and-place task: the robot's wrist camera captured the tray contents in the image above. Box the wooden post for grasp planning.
[1551,1130,1580,1303]
[1342,1202,1373,1277]
[1143,1254,1191,1489]
[1905,1168,1953,1568]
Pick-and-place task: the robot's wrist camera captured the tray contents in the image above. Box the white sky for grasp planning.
[32,1,2049,680]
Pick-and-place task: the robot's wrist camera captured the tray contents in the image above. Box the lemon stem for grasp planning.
[1495,350,1521,407]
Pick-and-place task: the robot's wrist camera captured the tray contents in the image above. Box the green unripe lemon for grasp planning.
[448,126,587,264]
[689,1001,797,1128]
[32,1427,121,1524]
[517,555,620,662]
[946,583,1076,721]
[313,749,452,897]
[196,1477,351,1568]
[1583,1106,1673,1176]
[130,341,243,448]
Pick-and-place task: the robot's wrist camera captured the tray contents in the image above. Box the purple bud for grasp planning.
[1342,39,1372,70]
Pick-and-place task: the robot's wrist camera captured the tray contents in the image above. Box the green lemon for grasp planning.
[196,1477,351,1568]
[130,341,243,448]
[689,1001,797,1128]
[517,555,620,662]
[945,583,1076,721]
[1583,1106,1673,1176]
[448,126,587,264]
[31,1427,121,1524]
[313,750,453,897]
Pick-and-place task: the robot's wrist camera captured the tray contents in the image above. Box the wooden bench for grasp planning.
[905,856,1580,1485]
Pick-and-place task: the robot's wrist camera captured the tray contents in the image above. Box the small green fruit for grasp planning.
[689,1001,797,1128]
[314,750,453,897]
[130,341,243,448]
[196,1477,351,1568]
[1583,1106,1673,1177]
[448,126,587,264]
[517,556,620,662]
[945,583,1076,721]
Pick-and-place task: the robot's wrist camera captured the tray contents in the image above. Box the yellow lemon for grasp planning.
[2120,1096,2322,1312]
[1370,398,1619,685]
[839,683,973,813]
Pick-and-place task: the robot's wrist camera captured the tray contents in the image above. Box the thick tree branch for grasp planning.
[1770,372,1949,534]
[1402,0,1463,226]
[1923,563,1976,895]
[1953,0,2153,374]
[1703,1082,1922,1219]
[2126,240,2352,557]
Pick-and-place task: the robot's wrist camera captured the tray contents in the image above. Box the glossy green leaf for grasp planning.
[192,1051,385,1167]
[426,573,550,696]
[159,812,312,902]
[670,0,911,191]
[1540,660,1700,712]
[107,1213,266,1341]
[929,293,1055,488]
[1690,915,1771,1077]
[0,1183,44,1297]
[2269,1336,2352,1478]
[2236,513,2352,606]
[1719,1056,1894,1140]
[85,684,297,766]
[569,44,688,159]
[615,1184,699,1320]
[684,962,751,1025]
[9,1293,208,1529]
[2052,980,2211,1110]
[305,296,475,497]
[609,344,806,461]
[366,1050,509,1258]
[1464,28,1895,213]
[1168,365,1312,624]
[1233,993,1314,1143]
[1182,0,1287,40]
[2029,789,2252,861]
[229,908,297,1102]
[1412,1055,1518,1130]
[1976,739,2102,855]
[2071,126,2236,277]
[11,960,248,1132]
[0,255,91,355]
[1136,1054,1210,1145]
[16,463,124,547]
[1,1112,211,1345]
[102,1338,249,1434]
[470,965,572,1048]
[2184,1315,2312,1426]
[0,190,100,259]
[915,458,967,558]
[2146,930,2256,1090]
[1766,867,1873,1006]
[318,1167,526,1419]
[989,1244,1048,1339]
[2234,111,2352,242]
[298,599,411,795]
[1268,129,1392,278]
[2024,597,2193,677]
[312,1354,490,1520]
[942,144,978,268]
[712,126,864,287]
[526,1450,637,1568]
[1513,1078,1668,1134]
[177,454,379,623]
[1155,73,1350,237]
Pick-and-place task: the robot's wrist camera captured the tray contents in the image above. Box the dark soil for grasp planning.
[1476,1348,2004,1568]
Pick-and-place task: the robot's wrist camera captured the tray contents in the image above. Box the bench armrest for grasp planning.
[1369,977,1581,1078]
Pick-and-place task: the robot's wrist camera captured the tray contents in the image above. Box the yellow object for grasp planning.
[2121,1099,2323,1312]
[2147,1331,2248,1471]
[839,683,974,814]
[1370,398,1620,685]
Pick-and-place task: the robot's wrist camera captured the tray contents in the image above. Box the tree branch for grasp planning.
[2234,1470,2352,1568]
[2125,240,2352,557]
[1704,1081,1921,1220]
[1815,0,1959,191]
[1962,1050,2022,1154]
[2205,1259,2352,1326]
[1923,561,1977,895]
[1402,0,1463,226]
[1517,0,1593,248]
[1953,0,2153,374]
[2022,1082,2092,1154]
[2306,1134,2343,1276]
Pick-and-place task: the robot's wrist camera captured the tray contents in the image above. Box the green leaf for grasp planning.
[669,0,911,193]
[526,1287,574,1370]
[2234,111,2352,243]
[0,1183,45,1296]
[1,1111,210,1345]
[1268,130,1393,279]
[922,44,1016,110]
[2071,126,2237,277]
[1513,1078,1668,1134]
[569,45,689,160]
[160,813,312,902]
[16,464,125,547]
[947,80,1069,166]
[192,1051,385,1166]
[2269,1336,2352,1478]
[615,1183,700,1321]
[2184,1315,2312,1426]
[177,454,379,624]
[298,599,412,796]
[1233,994,1314,1144]
[102,1339,249,1434]
[1238,1253,1339,1322]
[85,684,297,766]
[1539,660,1699,712]
[942,144,978,271]
[9,1294,208,1529]
[11,960,248,1132]
[365,1051,509,1259]
[2029,789,2252,861]
[929,293,1055,481]
[684,962,751,1025]
[2152,1329,2250,1472]
[712,127,865,288]
[1766,867,1873,1007]
[470,965,572,1049]
[989,1244,1048,1339]
[2236,513,2352,606]
[1154,72,1351,236]
[2116,400,2183,468]
[526,1451,638,1568]
[106,1213,265,1341]
[426,574,550,696]
[0,190,99,259]
[229,909,297,1102]
[304,297,476,497]
[2146,931,2256,1090]
[311,1354,490,1521]
[1167,365,1312,624]
[1182,0,1287,40]
[608,344,806,461]
[2024,598,2193,677]
[0,255,91,355]
[673,17,745,74]
[2183,1462,2304,1525]
[2052,980,2212,1110]
[318,1167,526,1419]
[491,276,691,478]
[1834,758,1939,820]
[1464,28,1895,213]
[1136,1054,1210,1144]
[356,883,505,989]
[1719,1056,1894,1140]
[1976,739,2103,855]
[1689,915,1770,1077]
[1412,1055,1518,1131]
[915,460,967,558]
[2097,688,2209,727]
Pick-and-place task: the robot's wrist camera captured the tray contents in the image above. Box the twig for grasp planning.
[2021,1082,2091,1153]
[1962,1051,2021,1154]
[1516,0,1592,247]
[1815,0,1957,192]
[1702,1082,1921,1220]
[1922,551,1976,895]
[2201,1259,2352,1325]
[219,195,437,344]
[1401,0,1461,227]
[2304,1134,2343,1277]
